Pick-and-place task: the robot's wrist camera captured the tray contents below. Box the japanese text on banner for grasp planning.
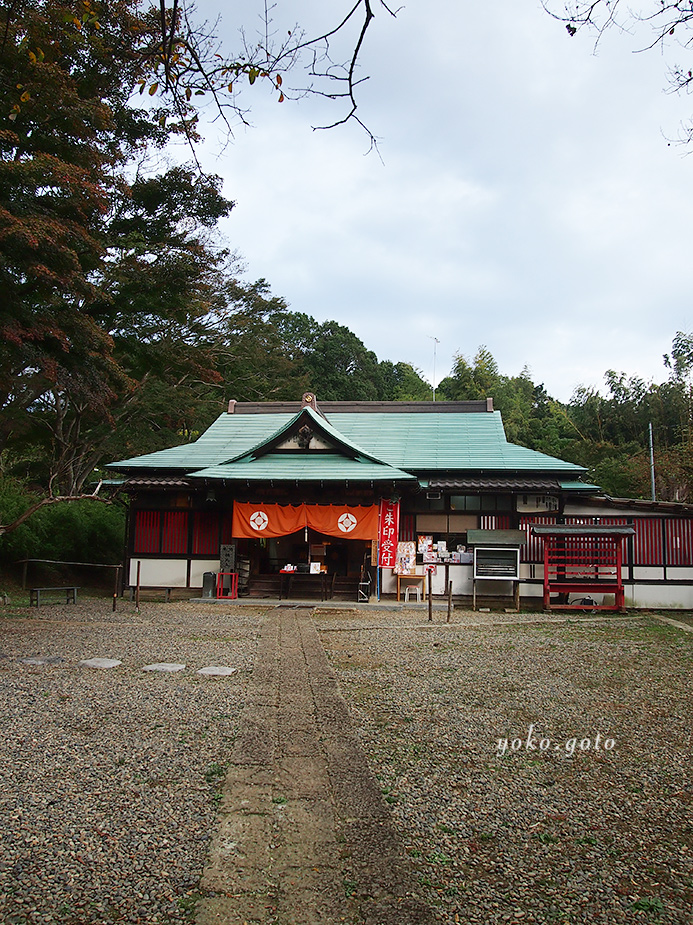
[378,499,400,568]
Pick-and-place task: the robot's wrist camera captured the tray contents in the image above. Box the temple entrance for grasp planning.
[256,530,370,577]
[248,531,372,600]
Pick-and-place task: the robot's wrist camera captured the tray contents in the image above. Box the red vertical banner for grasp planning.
[378,499,400,568]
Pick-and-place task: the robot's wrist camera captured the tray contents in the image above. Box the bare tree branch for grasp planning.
[544,1,693,143]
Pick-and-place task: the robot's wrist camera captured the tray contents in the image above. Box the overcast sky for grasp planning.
[192,1,693,402]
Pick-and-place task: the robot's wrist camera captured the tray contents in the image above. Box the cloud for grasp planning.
[198,0,693,402]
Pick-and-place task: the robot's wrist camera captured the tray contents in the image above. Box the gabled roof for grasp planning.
[189,405,415,483]
[219,405,391,467]
[107,399,587,482]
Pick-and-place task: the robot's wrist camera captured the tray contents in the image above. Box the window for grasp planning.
[132,509,189,556]
[193,512,221,555]
[133,511,161,554]
[450,494,511,512]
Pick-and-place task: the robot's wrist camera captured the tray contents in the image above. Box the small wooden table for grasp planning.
[280,571,329,600]
[396,574,426,602]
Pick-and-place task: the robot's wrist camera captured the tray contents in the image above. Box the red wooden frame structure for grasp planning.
[532,525,635,612]
[216,571,238,600]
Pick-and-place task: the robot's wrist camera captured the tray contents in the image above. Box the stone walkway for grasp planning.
[197,607,433,925]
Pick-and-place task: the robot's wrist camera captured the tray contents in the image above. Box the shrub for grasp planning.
[0,478,126,568]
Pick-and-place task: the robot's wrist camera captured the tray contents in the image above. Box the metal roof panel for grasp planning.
[107,408,585,477]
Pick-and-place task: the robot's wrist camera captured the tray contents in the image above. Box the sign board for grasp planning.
[378,499,400,568]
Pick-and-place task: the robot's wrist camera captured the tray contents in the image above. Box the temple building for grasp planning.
[107,393,693,609]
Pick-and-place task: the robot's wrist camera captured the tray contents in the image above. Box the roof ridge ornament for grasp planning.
[301,392,325,417]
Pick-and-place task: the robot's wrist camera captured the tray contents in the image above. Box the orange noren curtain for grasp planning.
[232,502,378,540]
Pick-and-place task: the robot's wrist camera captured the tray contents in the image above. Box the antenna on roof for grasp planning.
[428,336,440,401]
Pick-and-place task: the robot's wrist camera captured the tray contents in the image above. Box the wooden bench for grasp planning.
[129,586,173,602]
[30,587,79,607]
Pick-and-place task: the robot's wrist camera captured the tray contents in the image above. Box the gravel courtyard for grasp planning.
[0,600,691,924]
[0,601,262,925]
[316,609,693,925]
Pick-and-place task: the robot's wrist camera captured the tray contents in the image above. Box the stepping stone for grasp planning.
[142,662,186,672]
[19,656,64,666]
[197,666,237,677]
[79,657,122,669]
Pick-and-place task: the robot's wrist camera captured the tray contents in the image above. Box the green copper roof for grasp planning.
[191,454,415,482]
[107,406,586,479]
[222,405,390,467]
[326,412,582,473]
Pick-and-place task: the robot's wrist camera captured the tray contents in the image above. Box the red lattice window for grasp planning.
[162,511,188,555]
[633,519,663,566]
[133,511,161,554]
[193,512,220,555]
[519,515,557,563]
[399,514,416,542]
[666,519,693,566]
[479,515,513,531]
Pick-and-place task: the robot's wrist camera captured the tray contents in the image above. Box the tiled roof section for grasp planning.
[326,412,583,473]
[119,477,193,489]
[427,477,563,491]
[532,524,635,537]
[585,495,693,514]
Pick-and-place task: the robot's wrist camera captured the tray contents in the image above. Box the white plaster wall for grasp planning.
[428,570,447,596]
[129,558,188,587]
[632,566,665,581]
[447,567,473,595]
[189,560,220,587]
[624,583,693,609]
[377,567,693,609]
[667,567,693,581]
[380,569,397,595]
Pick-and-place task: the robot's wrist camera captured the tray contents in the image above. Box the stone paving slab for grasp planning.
[197,607,433,925]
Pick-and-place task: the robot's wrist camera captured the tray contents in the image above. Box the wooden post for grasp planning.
[112,566,119,612]
[447,579,452,623]
[22,559,28,591]
[135,560,141,612]
[428,569,433,622]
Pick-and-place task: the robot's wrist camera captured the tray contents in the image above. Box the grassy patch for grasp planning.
[204,761,228,784]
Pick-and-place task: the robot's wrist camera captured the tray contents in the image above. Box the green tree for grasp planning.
[437,346,574,454]
[273,314,385,400]
[378,361,432,400]
[212,282,311,404]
